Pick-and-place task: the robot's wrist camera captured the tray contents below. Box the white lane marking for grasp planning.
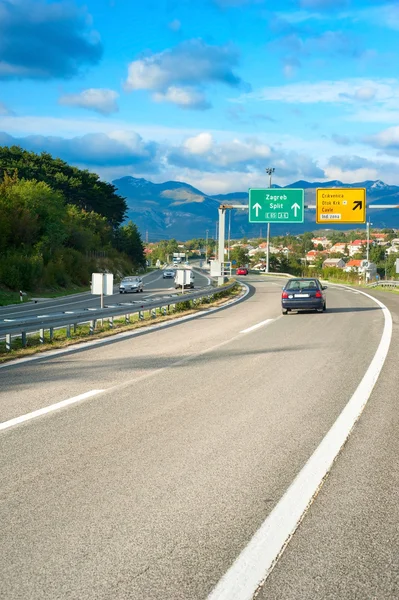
[208,289,392,600]
[0,390,104,432]
[0,284,251,369]
[240,319,274,334]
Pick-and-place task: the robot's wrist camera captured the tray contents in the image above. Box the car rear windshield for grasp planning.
[286,279,319,290]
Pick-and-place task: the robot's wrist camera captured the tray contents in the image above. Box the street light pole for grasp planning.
[205,229,209,263]
[228,210,231,261]
[265,167,275,273]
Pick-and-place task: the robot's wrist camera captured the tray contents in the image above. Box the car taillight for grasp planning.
[282,291,289,298]
[315,290,322,298]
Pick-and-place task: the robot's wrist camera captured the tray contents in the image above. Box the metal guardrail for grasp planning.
[1,282,236,352]
[367,280,399,289]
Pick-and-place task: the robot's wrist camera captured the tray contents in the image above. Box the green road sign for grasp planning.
[248,188,304,223]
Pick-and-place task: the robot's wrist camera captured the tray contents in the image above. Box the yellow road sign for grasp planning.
[316,188,366,224]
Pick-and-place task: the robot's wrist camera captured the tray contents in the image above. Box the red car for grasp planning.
[236,267,248,275]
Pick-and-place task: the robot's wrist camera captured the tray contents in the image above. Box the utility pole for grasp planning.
[265,167,275,273]
[366,219,371,263]
[366,219,372,283]
[205,229,209,263]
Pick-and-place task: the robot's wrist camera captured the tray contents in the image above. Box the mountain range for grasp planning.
[113,176,399,241]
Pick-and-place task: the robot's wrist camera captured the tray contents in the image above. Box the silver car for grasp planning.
[119,276,144,294]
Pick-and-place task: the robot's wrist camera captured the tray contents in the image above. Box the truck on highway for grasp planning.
[175,268,194,290]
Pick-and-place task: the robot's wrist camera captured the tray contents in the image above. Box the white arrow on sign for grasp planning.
[253,202,262,217]
[291,202,300,217]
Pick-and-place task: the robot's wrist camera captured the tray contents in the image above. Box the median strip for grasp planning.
[0,283,246,365]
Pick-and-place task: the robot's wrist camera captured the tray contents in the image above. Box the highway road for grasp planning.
[0,267,211,322]
[1,275,398,600]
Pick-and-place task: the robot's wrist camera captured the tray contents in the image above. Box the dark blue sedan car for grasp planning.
[281,278,327,314]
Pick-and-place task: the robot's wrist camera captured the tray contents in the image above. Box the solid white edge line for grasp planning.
[0,284,251,369]
[240,319,274,334]
[208,288,392,600]
[0,389,104,432]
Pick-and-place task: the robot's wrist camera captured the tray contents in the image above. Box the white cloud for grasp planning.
[275,10,324,24]
[59,88,119,115]
[168,19,181,31]
[301,0,347,8]
[346,3,399,31]
[0,101,14,116]
[283,64,296,78]
[184,133,213,154]
[237,78,399,105]
[366,126,399,155]
[124,39,246,109]
[325,154,399,184]
[125,39,243,91]
[152,86,210,109]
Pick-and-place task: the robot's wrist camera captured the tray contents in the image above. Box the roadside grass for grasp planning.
[0,290,23,306]
[0,285,90,306]
[0,283,241,363]
[368,285,399,294]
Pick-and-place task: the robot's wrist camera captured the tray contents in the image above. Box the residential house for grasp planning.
[329,243,347,255]
[306,250,318,263]
[323,258,345,269]
[348,239,372,257]
[370,233,388,244]
[344,260,377,279]
[344,259,363,272]
[312,236,331,249]
[248,244,280,257]
[385,246,399,256]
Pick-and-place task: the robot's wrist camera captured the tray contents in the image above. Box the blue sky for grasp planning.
[1,0,399,193]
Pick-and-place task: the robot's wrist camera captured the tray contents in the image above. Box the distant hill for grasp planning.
[113,176,399,240]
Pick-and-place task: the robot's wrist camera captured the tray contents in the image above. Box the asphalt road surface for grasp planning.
[1,275,398,600]
[0,267,211,323]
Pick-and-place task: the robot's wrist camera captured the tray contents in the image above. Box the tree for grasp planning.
[0,169,143,290]
[0,145,127,225]
[369,245,385,264]
[300,232,315,254]
[327,231,347,244]
[231,246,249,266]
[114,221,146,269]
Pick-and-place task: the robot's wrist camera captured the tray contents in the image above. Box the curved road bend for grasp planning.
[0,276,397,600]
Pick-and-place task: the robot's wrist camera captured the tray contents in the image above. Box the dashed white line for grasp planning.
[0,390,104,432]
[240,319,274,334]
[208,289,392,600]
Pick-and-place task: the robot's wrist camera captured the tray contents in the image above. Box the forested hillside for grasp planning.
[0,147,145,292]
